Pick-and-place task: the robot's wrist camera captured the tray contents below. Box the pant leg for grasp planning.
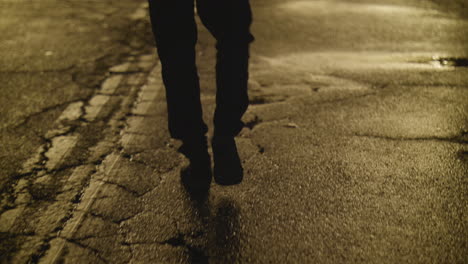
[196,0,254,137]
[148,0,207,140]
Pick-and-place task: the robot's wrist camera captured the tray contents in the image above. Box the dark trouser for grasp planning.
[148,0,254,141]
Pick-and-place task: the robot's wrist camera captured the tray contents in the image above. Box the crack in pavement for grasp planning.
[119,232,209,263]
[94,179,141,198]
[30,239,52,264]
[308,92,377,106]
[86,210,142,226]
[125,112,155,118]
[109,69,146,75]
[0,65,76,74]
[63,237,110,264]
[160,228,212,263]
[65,233,120,242]
[5,98,88,131]
[354,132,468,144]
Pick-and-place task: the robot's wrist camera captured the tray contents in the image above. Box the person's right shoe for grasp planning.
[212,136,243,185]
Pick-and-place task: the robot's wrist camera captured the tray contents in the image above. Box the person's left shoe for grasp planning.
[178,137,212,199]
[212,136,243,186]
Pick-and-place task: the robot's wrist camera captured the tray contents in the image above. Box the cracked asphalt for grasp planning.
[1,0,467,263]
[0,0,153,192]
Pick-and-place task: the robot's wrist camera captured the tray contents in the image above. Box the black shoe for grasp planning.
[212,136,243,186]
[179,137,212,198]
[180,163,211,201]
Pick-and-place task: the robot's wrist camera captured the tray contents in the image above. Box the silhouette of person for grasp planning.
[148,0,254,189]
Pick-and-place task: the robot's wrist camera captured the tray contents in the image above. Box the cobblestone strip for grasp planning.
[5,54,155,263]
[0,66,126,232]
[40,65,163,264]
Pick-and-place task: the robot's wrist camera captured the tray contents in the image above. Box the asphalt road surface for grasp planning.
[1,0,467,263]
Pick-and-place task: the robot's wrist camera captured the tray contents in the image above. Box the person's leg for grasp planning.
[148,0,208,141]
[196,0,254,185]
[148,0,211,193]
[196,0,254,138]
